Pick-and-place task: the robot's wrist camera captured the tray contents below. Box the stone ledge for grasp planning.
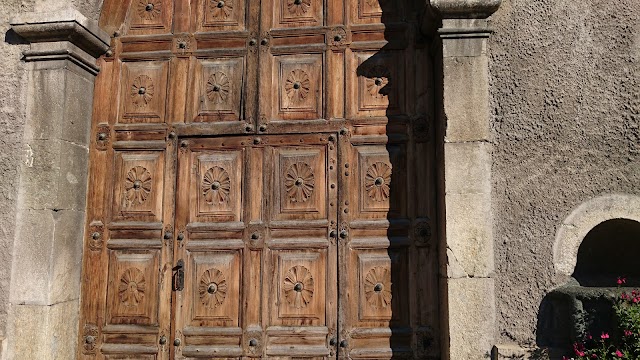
[10,8,109,74]
[430,0,502,19]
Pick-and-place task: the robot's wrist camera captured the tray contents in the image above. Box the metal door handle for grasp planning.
[172,259,184,291]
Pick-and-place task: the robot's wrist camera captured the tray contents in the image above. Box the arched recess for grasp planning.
[554,194,640,277]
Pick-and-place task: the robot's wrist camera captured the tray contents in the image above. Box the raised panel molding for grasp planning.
[190,57,246,122]
[119,61,169,123]
[274,54,323,120]
[106,251,160,325]
[112,151,165,222]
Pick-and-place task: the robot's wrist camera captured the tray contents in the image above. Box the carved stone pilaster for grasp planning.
[429,0,501,359]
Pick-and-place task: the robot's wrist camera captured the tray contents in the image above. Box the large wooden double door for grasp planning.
[80,0,439,358]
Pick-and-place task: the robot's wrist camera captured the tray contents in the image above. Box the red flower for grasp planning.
[573,342,586,356]
[617,277,626,285]
[601,332,610,339]
[624,330,633,336]
[621,293,628,300]
[615,349,623,357]
[591,355,597,359]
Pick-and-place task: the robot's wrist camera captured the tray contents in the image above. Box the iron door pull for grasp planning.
[172,259,184,291]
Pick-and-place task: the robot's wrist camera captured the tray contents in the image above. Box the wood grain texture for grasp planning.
[81,0,438,358]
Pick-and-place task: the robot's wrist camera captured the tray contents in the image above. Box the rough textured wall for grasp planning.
[0,0,32,341]
[489,0,640,346]
[0,0,103,341]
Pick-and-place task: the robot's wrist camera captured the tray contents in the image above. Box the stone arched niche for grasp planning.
[554,194,640,277]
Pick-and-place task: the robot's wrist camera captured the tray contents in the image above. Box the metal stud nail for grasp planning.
[340,230,348,239]
[177,233,184,241]
[249,39,257,46]
[173,338,181,346]
[249,339,258,347]
[159,336,167,345]
[259,124,267,132]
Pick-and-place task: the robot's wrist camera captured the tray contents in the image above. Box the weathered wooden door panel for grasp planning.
[82,0,438,358]
[174,135,338,359]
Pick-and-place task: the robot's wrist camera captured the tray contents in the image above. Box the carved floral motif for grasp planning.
[364,65,391,99]
[82,324,99,354]
[364,266,392,309]
[202,166,231,205]
[138,0,163,20]
[283,265,314,309]
[209,0,234,19]
[124,166,152,207]
[199,268,227,308]
[365,162,391,202]
[206,72,231,104]
[286,0,311,16]
[284,162,315,203]
[284,69,311,104]
[130,75,155,107]
[119,268,146,307]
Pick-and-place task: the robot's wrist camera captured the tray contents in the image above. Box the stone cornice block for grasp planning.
[430,0,502,19]
[10,9,110,60]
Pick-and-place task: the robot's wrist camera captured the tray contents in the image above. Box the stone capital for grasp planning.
[10,9,110,74]
[430,0,502,19]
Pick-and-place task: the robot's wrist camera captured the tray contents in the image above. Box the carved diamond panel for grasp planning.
[274,54,323,120]
[191,58,245,122]
[273,147,326,220]
[113,151,164,222]
[199,0,246,31]
[120,61,169,123]
[354,145,406,219]
[274,0,322,28]
[189,251,241,326]
[106,251,160,325]
[193,151,243,222]
[348,51,404,118]
[274,251,326,322]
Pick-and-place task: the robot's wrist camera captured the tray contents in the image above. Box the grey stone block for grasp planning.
[442,56,491,142]
[447,277,496,360]
[444,142,492,195]
[445,192,495,277]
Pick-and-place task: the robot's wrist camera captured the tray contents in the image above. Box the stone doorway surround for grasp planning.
[6,0,501,359]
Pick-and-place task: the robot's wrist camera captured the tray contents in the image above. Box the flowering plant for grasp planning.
[563,278,640,359]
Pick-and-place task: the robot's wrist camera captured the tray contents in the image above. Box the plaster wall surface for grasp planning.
[0,0,102,345]
[489,0,640,347]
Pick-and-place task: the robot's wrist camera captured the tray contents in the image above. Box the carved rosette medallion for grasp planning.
[284,69,311,104]
[202,166,231,205]
[364,65,391,99]
[329,27,348,47]
[175,37,192,52]
[82,324,99,354]
[206,72,231,104]
[364,266,392,309]
[209,0,234,18]
[413,116,430,143]
[365,162,391,202]
[284,162,315,203]
[199,268,228,308]
[286,0,311,16]
[130,75,155,107]
[415,221,432,245]
[88,223,105,252]
[119,268,146,307]
[124,166,152,207]
[283,265,314,309]
[138,0,163,20]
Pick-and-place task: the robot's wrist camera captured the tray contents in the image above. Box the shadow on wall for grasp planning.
[354,0,440,358]
[537,218,640,353]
